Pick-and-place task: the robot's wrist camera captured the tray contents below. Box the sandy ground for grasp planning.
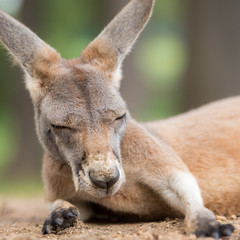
[0,196,240,240]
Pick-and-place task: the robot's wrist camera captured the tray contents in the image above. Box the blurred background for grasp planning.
[1,0,240,195]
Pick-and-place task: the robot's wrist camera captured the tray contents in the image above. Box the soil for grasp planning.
[0,196,240,240]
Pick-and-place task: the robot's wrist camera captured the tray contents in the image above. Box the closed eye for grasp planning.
[115,113,126,121]
[51,124,70,130]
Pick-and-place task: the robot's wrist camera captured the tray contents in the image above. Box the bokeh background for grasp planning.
[1,0,240,195]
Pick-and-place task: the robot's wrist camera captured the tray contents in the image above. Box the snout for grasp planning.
[89,169,120,189]
[74,151,125,197]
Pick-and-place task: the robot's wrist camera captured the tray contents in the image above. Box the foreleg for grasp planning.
[142,170,234,238]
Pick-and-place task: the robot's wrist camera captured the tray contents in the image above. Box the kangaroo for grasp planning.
[0,0,238,238]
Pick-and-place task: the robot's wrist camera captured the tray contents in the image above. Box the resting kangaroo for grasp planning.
[0,0,238,238]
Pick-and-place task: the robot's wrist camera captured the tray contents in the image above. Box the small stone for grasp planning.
[216,215,227,221]
[229,215,237,220]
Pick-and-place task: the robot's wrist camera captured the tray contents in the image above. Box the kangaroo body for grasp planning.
[43,96,240,220]
[0,0,236,238]
[147,96,240,216]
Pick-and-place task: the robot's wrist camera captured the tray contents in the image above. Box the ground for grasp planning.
[1,196,240,240]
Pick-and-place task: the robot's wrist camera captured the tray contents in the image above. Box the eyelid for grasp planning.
[51,124,70,129]
[115,113,127,121]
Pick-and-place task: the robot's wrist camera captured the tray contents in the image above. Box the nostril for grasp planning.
[89,169,120,189]
[89,172,107,189]
[107,169,120,188]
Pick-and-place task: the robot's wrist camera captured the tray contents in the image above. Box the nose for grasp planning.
[89,169,120,189]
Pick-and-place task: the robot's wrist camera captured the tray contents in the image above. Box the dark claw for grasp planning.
[211,232,219,240]
[195,221,235,239]
[66,212,76,218]
[71,209,79,216]
[55,218,64,226]
[42,224,51,235]
[42,206,79,234]
[222,229,233,236]
[219,224,235,236]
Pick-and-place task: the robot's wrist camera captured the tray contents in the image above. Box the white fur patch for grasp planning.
[24,72,42,100]
[112,66,122,89]
[159,172,204,214]
[141,171,204,215]
[87,152,117,176]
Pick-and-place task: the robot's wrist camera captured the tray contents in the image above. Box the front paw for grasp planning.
[195,219,234,239]
[42,206,79,234]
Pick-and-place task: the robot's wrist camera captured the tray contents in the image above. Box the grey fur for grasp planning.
[98,0,154,64]
[0,9,48,75]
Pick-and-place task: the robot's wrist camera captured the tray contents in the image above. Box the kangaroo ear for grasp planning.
[0,9,61,100]
[81,0,155,88]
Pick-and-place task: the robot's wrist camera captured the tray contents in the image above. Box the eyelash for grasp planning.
[51,124,68,129]
[115,113,127,121]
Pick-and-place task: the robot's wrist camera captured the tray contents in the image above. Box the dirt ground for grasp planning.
[0,196,240,240]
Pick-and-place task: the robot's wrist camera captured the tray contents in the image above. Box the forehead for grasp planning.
[40,65,125,123]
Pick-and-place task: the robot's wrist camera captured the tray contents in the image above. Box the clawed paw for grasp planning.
[195,220,234,239]
[42,206,79,234]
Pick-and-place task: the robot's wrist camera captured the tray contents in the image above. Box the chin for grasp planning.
[84,181,124,198]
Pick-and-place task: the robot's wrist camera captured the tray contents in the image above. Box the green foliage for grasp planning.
[41,0,103,59]
[137,34,188,88]
[0,110,19,177]
[154,0,189,22]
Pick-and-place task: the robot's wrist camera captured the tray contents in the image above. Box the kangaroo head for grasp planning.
[0,0,154,198]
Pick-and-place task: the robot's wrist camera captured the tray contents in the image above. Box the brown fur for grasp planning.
[81,39,118,73]
[33,48,62,80]
[145,97,240,216]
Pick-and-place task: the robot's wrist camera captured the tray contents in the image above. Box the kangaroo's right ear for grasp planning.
[0,9,61,100]
[81,0,155,89]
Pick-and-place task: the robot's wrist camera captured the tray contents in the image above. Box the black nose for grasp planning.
[89,169,120,189]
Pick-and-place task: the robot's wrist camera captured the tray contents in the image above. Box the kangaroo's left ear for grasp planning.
[80,0,155,88]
